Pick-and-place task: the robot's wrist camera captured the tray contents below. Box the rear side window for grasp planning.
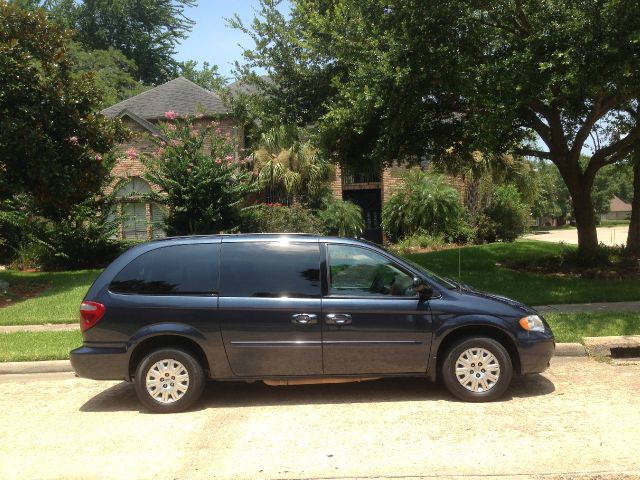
[110,243,220,295]
[220,242,320,298]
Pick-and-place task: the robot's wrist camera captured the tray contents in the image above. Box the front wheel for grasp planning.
[441,337,513,402]
[134,348,205,413]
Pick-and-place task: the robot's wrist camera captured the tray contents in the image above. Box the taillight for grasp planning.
[80,301,106,332]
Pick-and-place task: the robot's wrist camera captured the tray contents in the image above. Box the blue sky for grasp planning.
[174,0,292,81]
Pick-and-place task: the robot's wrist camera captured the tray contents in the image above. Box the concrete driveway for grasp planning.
[524,225,629,247]
[1,357,639,480]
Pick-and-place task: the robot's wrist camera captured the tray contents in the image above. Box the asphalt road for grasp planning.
[1,357,639,480]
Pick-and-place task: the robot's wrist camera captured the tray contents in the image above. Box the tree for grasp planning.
[177,60,227,93]
[627,146,640,256]
[234,0,640,259]
[143,114,256,235]
[68,42,147,106]
[0,2,126,220]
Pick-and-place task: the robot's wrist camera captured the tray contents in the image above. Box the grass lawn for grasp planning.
[0,270,100,326]
[0,331,82,362]
[545,312,640,344]
[407,240,640,306]
[1,311,638,361]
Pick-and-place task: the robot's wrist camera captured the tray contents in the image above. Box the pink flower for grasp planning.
[155,148,165,156]
[125,148,138,160]
[166,124,176,132]
[164,110,177,120]
[215,128,222,135]
[171,139,180,147]
[160,140,167,146]
[225,155,234,162]
[95,154,102,162]
[69,136,78,145]
[195,112,204,119]
[215,158,222,164]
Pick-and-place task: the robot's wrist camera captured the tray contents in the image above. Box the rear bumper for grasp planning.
[70,345,130,381]
[517,335,555,375]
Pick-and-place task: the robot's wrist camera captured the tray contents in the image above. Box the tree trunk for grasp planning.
[567,181,599,260]
[626,147,640,257]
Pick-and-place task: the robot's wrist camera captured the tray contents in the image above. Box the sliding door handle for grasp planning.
[325,313,352,325]
[291,313,318,325]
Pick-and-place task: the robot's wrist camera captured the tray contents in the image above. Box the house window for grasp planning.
[113,177,165,240]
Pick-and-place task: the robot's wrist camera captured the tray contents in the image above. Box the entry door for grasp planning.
[322,244,432,374]
[218,241,323,377]
[342,189,382,244]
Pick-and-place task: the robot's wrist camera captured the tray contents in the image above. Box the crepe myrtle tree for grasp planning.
[143,112,257,236]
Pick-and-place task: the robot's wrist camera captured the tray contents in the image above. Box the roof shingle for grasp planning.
[102,77,229,120]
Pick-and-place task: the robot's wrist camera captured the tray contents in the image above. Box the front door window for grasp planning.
[327,244,416,297]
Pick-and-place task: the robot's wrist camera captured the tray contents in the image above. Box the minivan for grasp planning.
[71,234,555,413]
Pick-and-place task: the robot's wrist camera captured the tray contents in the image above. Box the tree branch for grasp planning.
[515,148,552,159]
[570,93,617,161]
[529,99,568,158]
[585,124,640,179]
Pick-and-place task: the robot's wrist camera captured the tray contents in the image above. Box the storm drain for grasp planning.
[610,347,640,359]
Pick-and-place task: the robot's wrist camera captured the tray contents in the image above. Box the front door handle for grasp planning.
[291,313,318,325]
[325,313,352,325]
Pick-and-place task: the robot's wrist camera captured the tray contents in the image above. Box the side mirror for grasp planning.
[413,277,433,299]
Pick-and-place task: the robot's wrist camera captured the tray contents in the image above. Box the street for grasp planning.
[1,357,639,480]
[524,226,630,247]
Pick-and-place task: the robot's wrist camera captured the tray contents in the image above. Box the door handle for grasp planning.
[291,313,318,325]
[325,313,352,325]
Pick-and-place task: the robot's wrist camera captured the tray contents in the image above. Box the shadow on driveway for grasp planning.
[80,374,555,413]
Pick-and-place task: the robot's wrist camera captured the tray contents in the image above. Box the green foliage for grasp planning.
[317,197,364,238]
[252,126,334,206]
[388,231,446,256]
[68,41,147,106]
[177,60,228,93]
[72,0,196,85]
[0,3,127,220]
[235,0,640,256]
[143,116,256,236]
[485,185,530,242]
[382,170,463,242]
[240,204,322,234]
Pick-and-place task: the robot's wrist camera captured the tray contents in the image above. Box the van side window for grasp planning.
[327,244,416,297]
[220,242,320,298]
[110,244,220,295]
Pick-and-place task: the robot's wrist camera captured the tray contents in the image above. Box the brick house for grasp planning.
[103,77,462,243]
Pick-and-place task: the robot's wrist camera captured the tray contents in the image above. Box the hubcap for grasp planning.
[455,348,500,393]
[145,359,189,404]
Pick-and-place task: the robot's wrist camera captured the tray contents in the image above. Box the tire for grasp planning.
[134,348,206,413]
[441,337,513,402]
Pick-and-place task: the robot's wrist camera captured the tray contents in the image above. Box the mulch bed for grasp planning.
[0,281,52,309]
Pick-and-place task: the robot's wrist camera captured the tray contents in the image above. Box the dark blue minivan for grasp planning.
[71,234,555,413]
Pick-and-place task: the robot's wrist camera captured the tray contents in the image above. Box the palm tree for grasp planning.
[252,126,334,205]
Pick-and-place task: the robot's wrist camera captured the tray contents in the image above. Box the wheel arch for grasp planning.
[128,334,210,380]
[434,324,521,380]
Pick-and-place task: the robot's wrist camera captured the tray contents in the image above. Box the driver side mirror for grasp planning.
[413,277,433,299]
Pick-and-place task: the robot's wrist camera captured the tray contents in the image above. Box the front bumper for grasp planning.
[70,345,130,381]
[516,334,555,375]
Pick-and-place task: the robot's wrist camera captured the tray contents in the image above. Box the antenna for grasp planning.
[458,246,461,283]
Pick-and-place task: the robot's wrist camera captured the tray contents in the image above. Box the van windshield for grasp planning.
[402,258,458,290]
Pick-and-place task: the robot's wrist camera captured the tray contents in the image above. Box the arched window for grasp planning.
[113,177,165,240]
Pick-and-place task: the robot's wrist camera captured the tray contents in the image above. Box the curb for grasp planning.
[0,360,73,375]
[0,343,588,375]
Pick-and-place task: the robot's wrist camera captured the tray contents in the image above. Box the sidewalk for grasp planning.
[533,300,640,314]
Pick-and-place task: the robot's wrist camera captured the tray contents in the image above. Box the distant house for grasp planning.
[601,196,632,222]
[102,77,464,243]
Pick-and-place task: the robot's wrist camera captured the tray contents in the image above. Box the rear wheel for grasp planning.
[134,348,205,413]
[441,337,512,402]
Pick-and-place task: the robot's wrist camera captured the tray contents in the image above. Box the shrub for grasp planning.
[382,169,463,242]
[388,231,445,255]
[240,204,322,234]
[485,184,529,242]
[468,212,498,244]
[317,198,364,238]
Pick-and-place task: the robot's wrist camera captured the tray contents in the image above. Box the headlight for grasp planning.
[519,315,545,332]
